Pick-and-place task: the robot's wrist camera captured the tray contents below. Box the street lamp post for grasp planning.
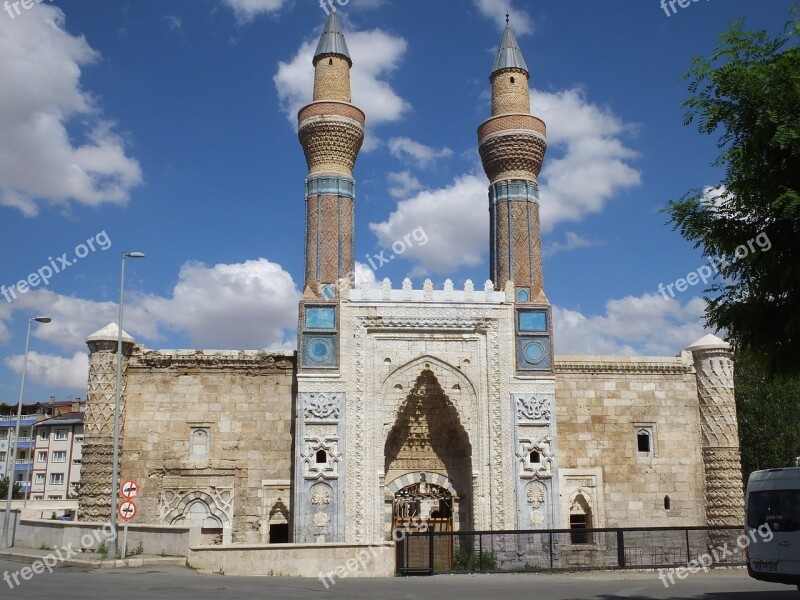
[108,252,144,557]
[1,316,51,548]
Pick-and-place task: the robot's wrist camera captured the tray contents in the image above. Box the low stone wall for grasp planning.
[14,519,200,557]
[5,500,80,521]
[188,541,396,578]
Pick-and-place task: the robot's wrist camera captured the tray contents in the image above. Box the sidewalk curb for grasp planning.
[0,549,186,569]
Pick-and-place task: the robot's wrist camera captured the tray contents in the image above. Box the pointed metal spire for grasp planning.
[314,11,352,66]
[491,20,528,75]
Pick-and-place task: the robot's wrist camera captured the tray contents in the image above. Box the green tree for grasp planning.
[736,350,800,480]
[666,9,800,374]
[0,476,23,500]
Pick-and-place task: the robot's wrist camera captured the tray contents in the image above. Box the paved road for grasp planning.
[0,560,797,599]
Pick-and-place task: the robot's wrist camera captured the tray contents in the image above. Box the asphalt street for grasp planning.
[1,560,798,600]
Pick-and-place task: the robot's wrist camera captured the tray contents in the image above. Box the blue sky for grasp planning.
[0,0,794,402]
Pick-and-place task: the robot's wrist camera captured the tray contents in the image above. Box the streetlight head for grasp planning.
[33,317,52,324]
[125,252,145,259]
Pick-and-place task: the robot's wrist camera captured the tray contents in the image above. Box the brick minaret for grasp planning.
[298,12,365,298]
[478,20,548,300]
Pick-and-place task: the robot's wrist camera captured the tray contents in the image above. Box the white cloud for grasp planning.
[164,15,184,32]
[0,258,301,389]
[371,87,639,275]
[4,351,88,391]
[553,294,708,356]
[274,29,410,127]
[222,0,287,23]
[543,231,602,257]
[369,174,487,275]
[473,0,533,35]
[387,171,423,199]
[702,184,730,211]
[0,6,143,216]
[0,289,121,353]
[533,87,641,231]
[138,259,300,349]
[353,261,378,287]
[388,137,453,169]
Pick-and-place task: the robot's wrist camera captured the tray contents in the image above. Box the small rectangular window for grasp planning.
[35,474,45,485]
[52,451,67,463]
[570,514,590,544]
[49,473,64,485]
[54,430,68,441]
[636,427,654,456]
[37,451,47,463]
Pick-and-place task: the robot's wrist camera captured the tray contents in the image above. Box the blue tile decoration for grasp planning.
[320,285,337,300]
[517,335,552,371]
[301,334,338,368]
[518,309,547,332]
[305,306,336,329]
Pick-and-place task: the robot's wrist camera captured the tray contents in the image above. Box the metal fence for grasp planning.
[396,526,746,575]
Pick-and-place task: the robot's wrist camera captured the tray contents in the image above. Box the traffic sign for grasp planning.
[120,480,139,500]
[118,501,137,521]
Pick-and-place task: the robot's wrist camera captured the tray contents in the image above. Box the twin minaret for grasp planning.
[298,12,365,298]
[478,23,548,301]
[298,14,548,304]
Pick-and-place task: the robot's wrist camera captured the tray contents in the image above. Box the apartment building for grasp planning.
[0,399,84,499]
[30,411,84,500]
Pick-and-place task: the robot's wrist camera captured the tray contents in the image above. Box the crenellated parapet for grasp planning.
[349,278,511,304]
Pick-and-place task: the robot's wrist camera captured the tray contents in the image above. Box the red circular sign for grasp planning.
[120,480,139,500]
[118,501,137,521]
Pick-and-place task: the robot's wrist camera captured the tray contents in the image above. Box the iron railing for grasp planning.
[397,526,746,575]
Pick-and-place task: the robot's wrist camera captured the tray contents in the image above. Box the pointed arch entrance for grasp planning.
[383,367,472,536]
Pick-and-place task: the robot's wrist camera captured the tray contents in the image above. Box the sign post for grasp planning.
[119,480,138,559]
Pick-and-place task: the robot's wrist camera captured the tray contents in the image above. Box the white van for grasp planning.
[745,467,800,590]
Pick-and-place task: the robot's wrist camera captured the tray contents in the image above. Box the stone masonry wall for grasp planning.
[555,355,706,528]
[119,351,295,544]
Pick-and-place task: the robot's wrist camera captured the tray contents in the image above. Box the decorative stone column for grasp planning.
[79,323,136,521]
[688,334,744,526]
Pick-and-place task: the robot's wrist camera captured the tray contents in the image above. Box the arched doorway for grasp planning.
[392,475,453,533]
[384,368,472,536]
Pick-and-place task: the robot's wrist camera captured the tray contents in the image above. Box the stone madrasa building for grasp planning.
[78,15,744,545]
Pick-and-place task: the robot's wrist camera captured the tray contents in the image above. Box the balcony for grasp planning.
[0,415,38,427]
[13,459,33,471]
[14,438,34,449]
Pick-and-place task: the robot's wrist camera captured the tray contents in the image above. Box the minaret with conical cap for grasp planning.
[478,20,548,301]
[298,12,365,298]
